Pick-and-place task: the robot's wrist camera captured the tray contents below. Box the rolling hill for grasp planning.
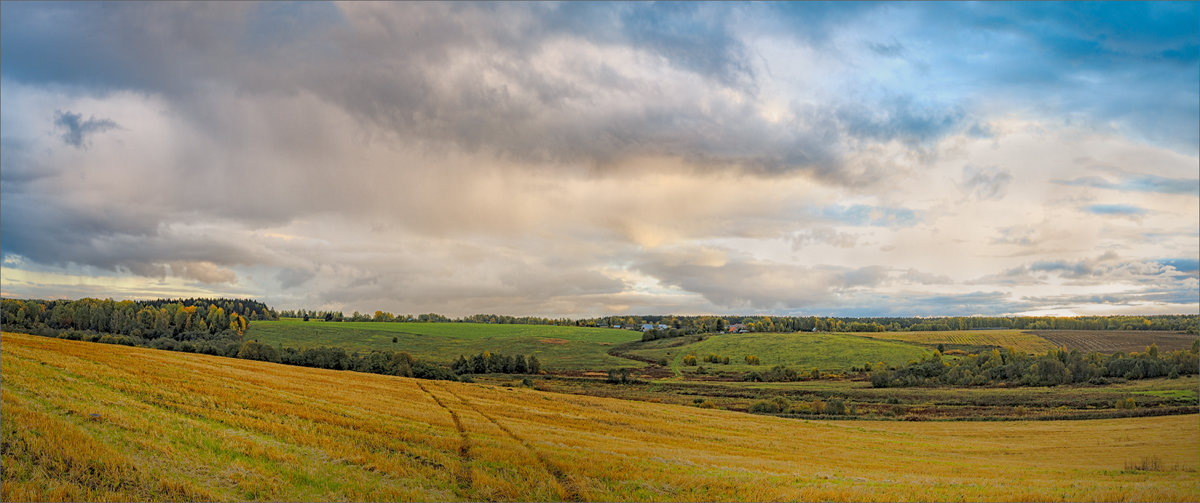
[245,320,643,370]
[3,331,1197,502]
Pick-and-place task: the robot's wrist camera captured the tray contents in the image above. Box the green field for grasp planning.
[626,332,931,374]
[246,320,643,370]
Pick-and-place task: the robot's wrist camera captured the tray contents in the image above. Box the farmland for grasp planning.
[855,329,1059,354]
[624,332,930,375]
[499,373,1199,421]
[246,320,642,370]
[3,332,1198,501]
[1031,330,1199,353]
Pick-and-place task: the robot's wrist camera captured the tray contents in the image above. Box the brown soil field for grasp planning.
[1031,330,1199,353]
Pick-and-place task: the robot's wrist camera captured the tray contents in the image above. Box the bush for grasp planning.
[237,340,279,362]
[682,354,698,366]
[749,401,780,414]
[825,398,846,415]
[744,355,760,365]
[606,368,635,384]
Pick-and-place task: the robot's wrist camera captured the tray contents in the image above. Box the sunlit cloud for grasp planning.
[1,2,1196,317]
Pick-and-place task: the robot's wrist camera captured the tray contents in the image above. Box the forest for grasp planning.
[870,342,1200,387]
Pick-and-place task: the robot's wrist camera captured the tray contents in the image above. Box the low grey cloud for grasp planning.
[789,228,859,250]
[53,110,119,149]
[979,253,1197,289]
[275,267,316,289]
[961,165,1012,200]
[825,291,1027,317]
[1021,286,1200,309]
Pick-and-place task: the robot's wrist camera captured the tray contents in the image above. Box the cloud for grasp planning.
[837,95,964,148]
[820,205,920,228]
[1086,204,1148,217]
[1159,258,1200,274]
[53,110,119,148]
[1055,174,1199,195]
[960,166,1012,200]
[985,252,1195,288]
[0,3,1196,317]
[789,228,859,249]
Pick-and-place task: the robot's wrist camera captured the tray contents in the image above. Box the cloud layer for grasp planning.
[2,2,1197,317]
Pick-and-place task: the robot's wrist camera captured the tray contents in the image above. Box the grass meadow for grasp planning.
[246,320,642,370]
[626,332,931,374]
[5,331,1197,502]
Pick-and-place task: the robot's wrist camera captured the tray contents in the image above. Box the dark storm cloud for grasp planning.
[53,110,119,149]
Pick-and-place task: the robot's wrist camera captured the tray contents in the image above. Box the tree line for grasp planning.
[870,341,1200,388]
[1,298,273,340]
[277,307,1199,334]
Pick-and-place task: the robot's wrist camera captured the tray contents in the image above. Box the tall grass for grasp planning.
[3,332,1197,502]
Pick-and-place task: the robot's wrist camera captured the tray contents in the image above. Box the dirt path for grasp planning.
[414,381,473,492]
[434,383,584,502]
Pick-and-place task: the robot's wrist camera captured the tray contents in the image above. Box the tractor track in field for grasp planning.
[434,383,584,502]
[414,381,473,491]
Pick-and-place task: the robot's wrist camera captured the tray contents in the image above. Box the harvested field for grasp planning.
[1032,330,1199,353]
[3,331,1198,502]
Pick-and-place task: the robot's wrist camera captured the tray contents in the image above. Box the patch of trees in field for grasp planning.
[748,396,855,416]
[640,328,689,341]
[870,341,1200,387]
[450,351,542,375]
[741,365,824,382]
[1,298,273,340]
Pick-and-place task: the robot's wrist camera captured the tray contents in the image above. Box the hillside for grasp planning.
[245,320,642,370]
[626,332,931,374]
[3,332,1198,502]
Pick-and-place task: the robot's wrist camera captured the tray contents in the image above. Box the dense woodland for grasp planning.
[273,309,1198,334]
[0,298,274,339]
[869,342,1200,387]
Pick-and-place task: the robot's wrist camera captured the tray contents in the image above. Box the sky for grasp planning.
[1,1,1198,318]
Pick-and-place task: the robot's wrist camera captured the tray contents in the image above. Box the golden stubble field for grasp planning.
[2,332,1197,502]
